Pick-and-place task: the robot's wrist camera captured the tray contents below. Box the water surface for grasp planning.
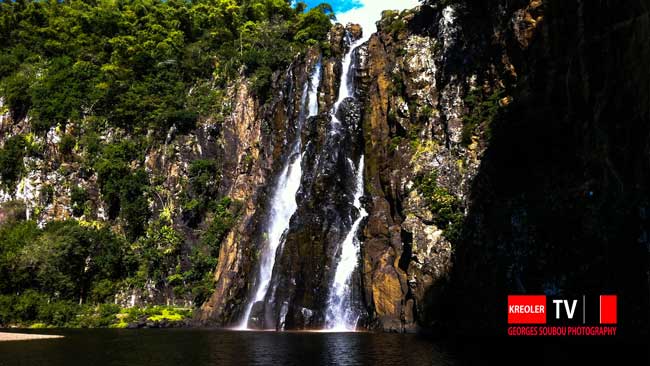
[0,329,453,366]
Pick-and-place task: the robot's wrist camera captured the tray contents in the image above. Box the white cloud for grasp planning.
[337,0,420,40]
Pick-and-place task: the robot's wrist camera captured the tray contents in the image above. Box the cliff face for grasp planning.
[356,5,474,332]
[199,48,326,325]
[350,0,649,335]
[446,0,650,335]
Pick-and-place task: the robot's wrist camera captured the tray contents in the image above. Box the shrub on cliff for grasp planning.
[0,135,27,192]
[415,172,464,242]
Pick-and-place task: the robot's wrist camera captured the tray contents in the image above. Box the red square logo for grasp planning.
[508,295,547,324]
[600,295,617,324]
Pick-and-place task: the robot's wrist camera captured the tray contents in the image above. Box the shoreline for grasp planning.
[0,332,64,342]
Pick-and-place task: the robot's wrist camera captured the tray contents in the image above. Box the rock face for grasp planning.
[443,0,650,336]
[200,25,368,329]
[198,53,323,324]
[350,4,479,332]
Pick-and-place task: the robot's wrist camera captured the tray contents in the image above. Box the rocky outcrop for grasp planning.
[196,82,264,323]
[199,49,327,325]
[353,4,481,332]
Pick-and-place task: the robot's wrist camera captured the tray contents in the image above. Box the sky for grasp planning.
[302,0,420,35]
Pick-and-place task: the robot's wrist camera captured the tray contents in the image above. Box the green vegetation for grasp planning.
[381,10,407,37]
[0,217,228,327]
[0,293,190,328]
[0,0,334,133]
[93,140,150,239]
[461,88,505,146]
[182,159,222,226]
[59,134,77,157]
[0,220,127,302]
[0,134,27,191]
[182,197,239,304]
[70,186,88,217]
[414,171,464,242]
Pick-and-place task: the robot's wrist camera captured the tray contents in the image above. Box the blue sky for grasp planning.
[302,0,364,13]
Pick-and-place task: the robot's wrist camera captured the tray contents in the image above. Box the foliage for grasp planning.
[0,220,40,294]
[0,200,27,224]
[0,135,27,191]
[461,88,504,145]
[182,159,221,226]
[0,0,334,133]
[70,186,88,217]
[40,185,54,206]
[131,222,184,289]
[414,172,464,242]
[183,197,239,304]
[147,308,186,322]
[59,133,77,157]
[0,292,190,328]
[94,141,150,239]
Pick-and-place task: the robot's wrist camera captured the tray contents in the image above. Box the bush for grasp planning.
[202,197,236,248]
[182,159,221,227]
[1,70,33,122]
[461,88,504,145]
[0,220,39,293]
[0,200,27,224]
[59,134,76,156]
[94,142,150,238]
[0,135,27,191]
[37,300,79,327]
[415,172,464,242]
[70,186,88,217]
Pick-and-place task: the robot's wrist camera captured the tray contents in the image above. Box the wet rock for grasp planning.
[246,301,265,329]
[328,24,347,58]
[335,98,362,130]
[346,24,363,42]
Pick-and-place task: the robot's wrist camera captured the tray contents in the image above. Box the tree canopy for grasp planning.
[0,0,334,133]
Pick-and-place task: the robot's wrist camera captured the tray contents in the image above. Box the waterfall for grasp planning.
[238,62,321,330]
[325,156,368,330]
[324,34,370,331]
[330,36,366,128]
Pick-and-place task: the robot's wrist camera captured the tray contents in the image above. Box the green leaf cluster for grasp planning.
[414,171,464,242]
[461,88,504,146]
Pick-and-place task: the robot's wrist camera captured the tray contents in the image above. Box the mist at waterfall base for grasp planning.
[0,329,450,366]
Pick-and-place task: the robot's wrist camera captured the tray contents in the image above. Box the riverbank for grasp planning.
[0,332,63,342]
[0,302,192,329]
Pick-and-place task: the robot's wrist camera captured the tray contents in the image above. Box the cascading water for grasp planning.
[325,157,368,330]
[237,63,321,330]
[324,34,370,331]
[330,36,366,128]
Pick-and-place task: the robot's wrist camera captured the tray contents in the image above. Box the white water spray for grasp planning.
[238,63,321,329]
[324,32,370,331]
[325,157,368,331]
[330,36,367,128]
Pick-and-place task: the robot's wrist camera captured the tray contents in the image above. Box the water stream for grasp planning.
[325,156,368,331]
[238,63,321,329]
[324,34,369,331]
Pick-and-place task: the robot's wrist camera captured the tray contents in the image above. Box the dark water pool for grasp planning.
[0,329,454,366]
